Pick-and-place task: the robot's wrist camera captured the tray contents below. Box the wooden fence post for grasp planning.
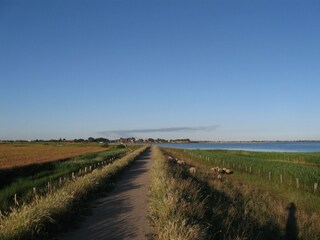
[13,194,18,206]
[280,174,283,184]
[296,178,299,189]
[249,167,252,174]
[314,183,318,193]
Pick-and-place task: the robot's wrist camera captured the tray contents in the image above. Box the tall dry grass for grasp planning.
[148,146,210,240]
[0,146,147,240]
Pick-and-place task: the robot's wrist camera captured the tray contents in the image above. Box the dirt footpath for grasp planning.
[61,147,154,240]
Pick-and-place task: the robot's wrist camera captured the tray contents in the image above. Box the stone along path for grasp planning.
[61,147,154,240]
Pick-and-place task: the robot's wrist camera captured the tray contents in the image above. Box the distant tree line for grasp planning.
[73,137,110,143]
[170,138,191,143]
[0,137,192,144]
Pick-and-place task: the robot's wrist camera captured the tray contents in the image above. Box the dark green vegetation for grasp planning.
[162,148,320,240]
[0,148,127,212]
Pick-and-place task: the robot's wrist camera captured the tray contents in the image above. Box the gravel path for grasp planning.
[61,147,153,240]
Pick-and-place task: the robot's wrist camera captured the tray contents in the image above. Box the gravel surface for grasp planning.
[61,147,153,240]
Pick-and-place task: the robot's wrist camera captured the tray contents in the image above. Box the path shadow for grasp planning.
[285,202,298,240]
[197,178,282,240]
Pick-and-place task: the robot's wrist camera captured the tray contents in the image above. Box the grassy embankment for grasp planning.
[149,146,211,240]
[0,147,127,212]
[0,145,147,240]
[163,148,320,240]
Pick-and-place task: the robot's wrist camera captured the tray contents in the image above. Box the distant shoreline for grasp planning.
[157,141,320,152]
[187,140,320,144]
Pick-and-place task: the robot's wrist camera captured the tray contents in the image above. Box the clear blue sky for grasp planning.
[1,0,320,141]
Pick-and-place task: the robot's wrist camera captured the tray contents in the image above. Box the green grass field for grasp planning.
[187,149,320,194]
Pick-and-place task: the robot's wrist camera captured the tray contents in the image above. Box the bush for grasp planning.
[100,143,109,148]
[116,144,126,149]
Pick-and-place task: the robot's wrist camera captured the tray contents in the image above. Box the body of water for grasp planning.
[157,142,320,152]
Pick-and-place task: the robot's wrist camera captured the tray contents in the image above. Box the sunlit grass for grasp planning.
[149,146,209,240]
